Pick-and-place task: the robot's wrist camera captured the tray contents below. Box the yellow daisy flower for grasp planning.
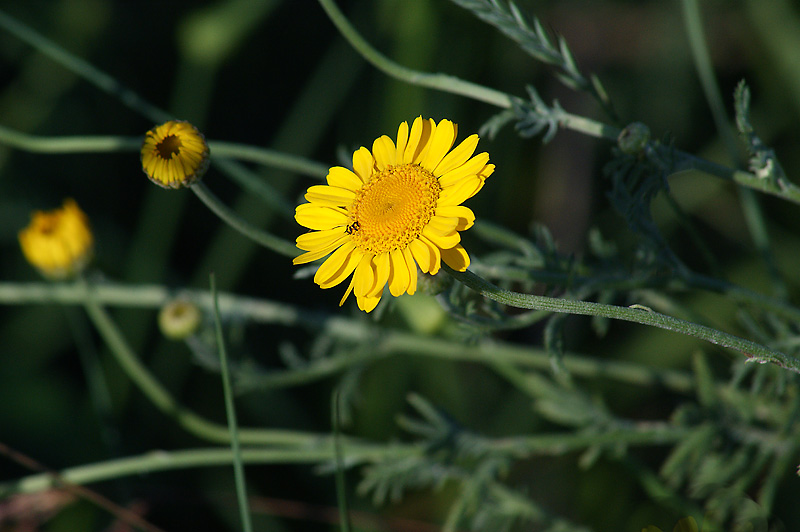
[293,116,494,312]
[18,198,94,280]
[141,120,210,188]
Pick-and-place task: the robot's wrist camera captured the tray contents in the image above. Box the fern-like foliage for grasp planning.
[734,80,788,188]
[450,0,616,121]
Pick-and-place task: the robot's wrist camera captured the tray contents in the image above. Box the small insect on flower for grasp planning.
[293,116,494,312]
[344,221,360,235]
[18,199,94,280]
[141,120,210,189]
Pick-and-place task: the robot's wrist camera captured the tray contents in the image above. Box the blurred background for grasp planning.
[1,0,799,530]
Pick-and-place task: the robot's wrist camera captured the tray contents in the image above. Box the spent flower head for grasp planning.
[18,198,93,280]
[141,120,210,188]
[293,116,494,312]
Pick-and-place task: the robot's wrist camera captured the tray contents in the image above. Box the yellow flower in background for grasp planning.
[293,116,494,312]
[141,120,209,188]
[18,199,93,280]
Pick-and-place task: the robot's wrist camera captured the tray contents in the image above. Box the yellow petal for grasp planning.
[413,118,437,164]
[425,215,459,235]
[370,252,391,298]
[353,146,374,182]
[434,134,479,176]
[356,293,381,312]
[292,235,348,265]
[422,224,461,250]
[314,241,361,288]
[479,162,495,179]
[437,176,482,207]
[388,249,410,296]
[295,203,349,230]
[403,247,418,295]
[421,119,456,172]
[327,166,363,191]
[404,116,433,164]
[441,244,470,271]
[353,253,377,298]
[409,238,432,273]
[438,152,490,189]
[410,235,441,274]
[372,135,397,170]
[296,227,347,251]
[339,275,356,306]
[304,185,357,207]
[435,205,475,230]
[395,121,409,162]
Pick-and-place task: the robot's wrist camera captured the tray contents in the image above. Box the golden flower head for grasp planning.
[18,198,93,280]
[141,120,210,188]
[293,116,494,312]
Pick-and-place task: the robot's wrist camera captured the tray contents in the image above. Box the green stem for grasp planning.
[78,279,320,446]
[0,124,327,178]
[317,0,512,109]
[210,140,328,178]
[445,266,800,374]
[190,182,299,257]
[0,444,422,497]
[681,0,787,293]
[1,420,686,498]
[211,274,253,532]
[0,280,695,393]
[0,9,170,123]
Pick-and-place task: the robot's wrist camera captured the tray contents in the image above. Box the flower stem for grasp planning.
[190,182,299,257]
[317,0,512,109]
[0,9,170,123]
[0,280,695,393]
[445,266,800,374]
[210,274,253,532]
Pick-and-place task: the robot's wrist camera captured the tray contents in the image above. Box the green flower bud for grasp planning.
[158,299,202,340]
[617,122,651,155]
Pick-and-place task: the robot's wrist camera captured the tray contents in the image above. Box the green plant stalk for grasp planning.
[1,419,687,498]
[190,182,299,257]
[332,390,352,532]
[211,274,253,532]
[78,279,332,446]
[317,0,512,109]
[681,0,786,295]
[0,280,697,393]
[0,446,419,498]
[317,0,800,206]
[0,9,170,124]
[0,124,327,178]
[445,266,800,373]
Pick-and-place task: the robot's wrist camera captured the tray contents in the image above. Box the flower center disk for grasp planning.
[349,163,441,254]
[156,134,182,159]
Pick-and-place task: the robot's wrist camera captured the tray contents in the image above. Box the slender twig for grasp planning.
[0,441,167,532]
[0,280,696,393]
[190,182,299,257]
[0,124,327,178]
[317,0,512,109]
[211,274,253,532]
[445,266,800,373]
[0,9,169,123]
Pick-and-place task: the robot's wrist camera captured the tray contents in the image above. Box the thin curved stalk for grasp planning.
[190,182,299,257]
[446,266,800,373]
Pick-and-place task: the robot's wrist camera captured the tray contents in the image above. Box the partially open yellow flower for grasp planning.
[141,120,209,188]
[18,199,93,280]
[293,117,494,312]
